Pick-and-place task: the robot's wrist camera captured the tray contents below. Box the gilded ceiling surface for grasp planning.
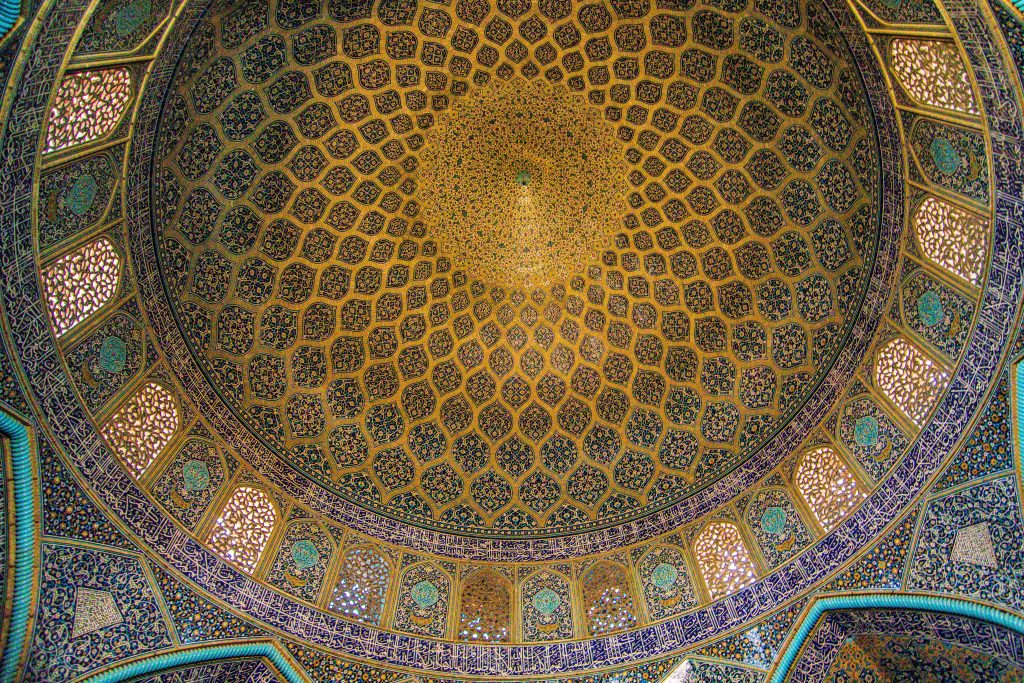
[155,0,880,536]
[5,0,1024,677]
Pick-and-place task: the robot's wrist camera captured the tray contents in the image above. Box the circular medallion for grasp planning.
[181,459,210,492]
[113,0,152,36]
[917,290,944,327]
[98,336,127,374]
[760,506,788,535]
[650,562,679,590]
[531,587,562,615]
[290,539,320,570]
[411,580,439,609]
[62,173,98,216]
[931,137,962,174]
[854,416,881,447]
[419,77,629,289]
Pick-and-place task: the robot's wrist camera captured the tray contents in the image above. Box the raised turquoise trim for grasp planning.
[1016,362,1024,450]
[768,593,1024,683]
[0,0,16,39]
[77,643,307,683]
[0,409,35,683]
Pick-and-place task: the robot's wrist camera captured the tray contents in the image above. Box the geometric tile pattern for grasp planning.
[155,0,878,537]
[950,522,998,569]
[72,587,123,638]
[908,477,1024,611]
[26,544,172,683]
[5,0,1024,676]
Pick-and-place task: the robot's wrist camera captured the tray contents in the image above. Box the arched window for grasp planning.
[890,39,978,115]
[795,446,866,531]
[207,486,277,573]
[101,381,178,477]
[694,521,757,599]
[582,561,637,635]
[41,237,121,337]
[44,68,132,153]
[875,337,950,426]
[329,547,390,625]
[458,569,511,642]
[913,196,988,285]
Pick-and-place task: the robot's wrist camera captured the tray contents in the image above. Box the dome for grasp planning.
[1,0,1024,680]
[152,0,887,542]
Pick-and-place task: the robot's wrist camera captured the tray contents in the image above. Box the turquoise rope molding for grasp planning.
[1016,362,1024,458]
[0,0,17,39]
[0,409,36,683]
[767,593,1024,683]
[77,642,308,683]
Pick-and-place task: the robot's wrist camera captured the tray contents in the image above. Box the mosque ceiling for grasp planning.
[154,0,882,536]
[1,0,1024,679]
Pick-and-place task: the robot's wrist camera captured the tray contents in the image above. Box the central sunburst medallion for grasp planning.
[419,78,630,289]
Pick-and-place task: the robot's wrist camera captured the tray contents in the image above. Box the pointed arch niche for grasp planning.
[458,569,512,643]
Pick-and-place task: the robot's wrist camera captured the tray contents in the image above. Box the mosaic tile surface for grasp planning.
[0,0,1022,679]
[26,544,173,682]
[147,0,888,541]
